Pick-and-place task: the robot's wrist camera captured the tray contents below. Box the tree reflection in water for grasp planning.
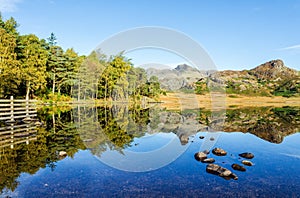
[0,105,299,193]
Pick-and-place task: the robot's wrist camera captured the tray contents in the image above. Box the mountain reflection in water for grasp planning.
[0,105,299,197]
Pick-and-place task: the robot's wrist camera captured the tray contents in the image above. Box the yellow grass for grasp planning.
[159,93,300,110]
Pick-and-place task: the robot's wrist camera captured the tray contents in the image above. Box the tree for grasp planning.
[16,34,48,98]
[47,32,57,47]
[75,51,105,100]
[0,15,18,36]
[0,16,20,98]
[46,45,66,94]
[98,54,132,100]
[59,48,83,96]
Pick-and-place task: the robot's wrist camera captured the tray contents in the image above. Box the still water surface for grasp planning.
[1,106,299,197]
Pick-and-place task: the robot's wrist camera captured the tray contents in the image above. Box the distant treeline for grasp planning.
[0,14,164,101]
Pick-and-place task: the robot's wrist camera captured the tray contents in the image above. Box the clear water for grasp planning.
[1,106,300,197]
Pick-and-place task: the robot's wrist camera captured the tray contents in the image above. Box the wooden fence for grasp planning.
[0,96,38,149]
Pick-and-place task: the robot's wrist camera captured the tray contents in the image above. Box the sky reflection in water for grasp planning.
[4,131,300,197]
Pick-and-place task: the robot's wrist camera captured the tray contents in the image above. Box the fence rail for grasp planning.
[0,96,38,148]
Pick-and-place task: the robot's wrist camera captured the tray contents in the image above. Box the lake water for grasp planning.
[0,106,299,197]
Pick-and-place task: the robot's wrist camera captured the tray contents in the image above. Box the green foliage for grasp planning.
[0,15,165,102]
[273,79,300,97]
[136,75,165,99]
[0,18,20,98]
[16,34,48,98]
[194,79,208,94]
[98,54,132,99]
[47,32,57,46]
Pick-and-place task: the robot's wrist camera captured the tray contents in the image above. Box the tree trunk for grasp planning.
[26,81,30,100]
[105,78,107,101]
[52,113,56,133]
[52,73,56,94]
[78,80,81,101]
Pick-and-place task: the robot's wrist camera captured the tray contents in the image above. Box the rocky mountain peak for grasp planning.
[250,59,298,80]
[174,64,192,72]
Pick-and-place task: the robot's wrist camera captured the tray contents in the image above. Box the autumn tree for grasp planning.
[98,54,132,100]
[0,15,20,98]
[16,34,48,98]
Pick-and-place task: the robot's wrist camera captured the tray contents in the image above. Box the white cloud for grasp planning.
[0,0,22,13]
[278,44,300,51]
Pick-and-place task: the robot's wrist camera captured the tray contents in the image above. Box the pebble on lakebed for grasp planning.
[212,148,227,156]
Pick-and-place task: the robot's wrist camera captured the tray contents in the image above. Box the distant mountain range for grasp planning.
[146,59,300,97]
[146,64,206,90]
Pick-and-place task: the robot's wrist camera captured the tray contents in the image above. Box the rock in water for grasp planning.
[199,136,205,139]
[194,152,207,161]
[201,158,215,163]
[206,164,220,173]
[231,172,239,180]
[242,160,253,166]
[206,164,238,180]
[232,164,246,171]
[212,148,227,156]
[239,152,254,159]
[219,169,232,177]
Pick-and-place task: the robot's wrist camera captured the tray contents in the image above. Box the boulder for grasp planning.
[242,160,253,166]
[212,148,227,156]
[231,164,246,171]
[239,152,254,159]
[206,164,238,180]
[194,152,207,161]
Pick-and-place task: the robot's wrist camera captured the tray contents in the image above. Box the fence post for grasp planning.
[26,94,29,117]
[10,96,14,121]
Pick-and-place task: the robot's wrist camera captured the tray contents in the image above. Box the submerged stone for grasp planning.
[242,160,253,166]
[239,152,254,159]
[212,148,227,156]
[231,164,246,171]
[206,164,238,180]
[194,152,207,161]
[201,158,215,163]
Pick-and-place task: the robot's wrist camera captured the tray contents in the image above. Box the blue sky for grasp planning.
[1,0,300,70]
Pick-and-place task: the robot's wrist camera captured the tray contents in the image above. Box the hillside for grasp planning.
[211,59,300,97]
[147,59,300,97]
